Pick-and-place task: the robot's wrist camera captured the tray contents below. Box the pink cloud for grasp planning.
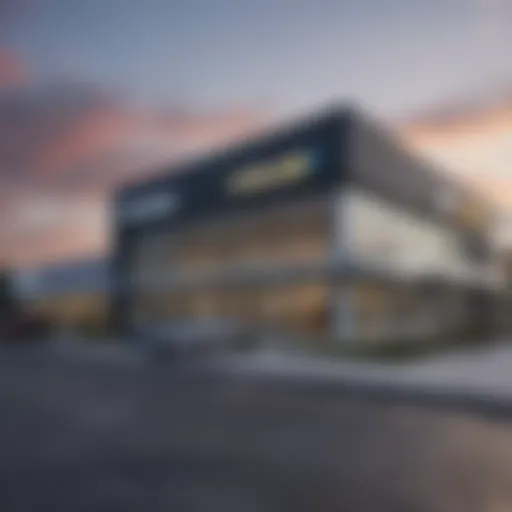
[0,79,265,266]
[0,48,27,88]
[0,80,264,191]
[399,93,512,245]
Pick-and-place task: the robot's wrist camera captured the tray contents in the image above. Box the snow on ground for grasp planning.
[218,341,512,401]
[401,342,512,396]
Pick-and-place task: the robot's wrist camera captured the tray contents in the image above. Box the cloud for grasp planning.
[399,88,512,248]
[0,78,265,266]
[403,80,512,132]
[0,48,28,88]
[0,81,129,186]
[0,80,263,192]
[402,93,512,178]
[0,194,109,268]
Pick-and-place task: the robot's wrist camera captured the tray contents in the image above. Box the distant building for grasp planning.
[15,258,110,333]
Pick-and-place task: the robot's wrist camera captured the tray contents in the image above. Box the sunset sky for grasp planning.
[1,0,512,268]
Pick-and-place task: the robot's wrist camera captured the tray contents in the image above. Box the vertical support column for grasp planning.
[329,188,357,342]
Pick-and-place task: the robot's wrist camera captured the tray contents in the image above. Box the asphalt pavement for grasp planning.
[0,344,511,511]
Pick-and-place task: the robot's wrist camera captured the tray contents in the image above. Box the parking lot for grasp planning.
[0,342,511,511]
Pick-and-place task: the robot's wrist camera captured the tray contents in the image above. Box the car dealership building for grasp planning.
[113,105,499,344]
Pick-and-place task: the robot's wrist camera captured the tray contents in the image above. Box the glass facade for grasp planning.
[342,187,475,279]
[352,282,464,340]
[126,187,492,341]
[128,200,332,336]
[336,187,487,341]
[132,201,330,279]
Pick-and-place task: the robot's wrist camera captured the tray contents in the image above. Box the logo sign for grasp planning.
[226,149,319,196]
[118,192,179,225]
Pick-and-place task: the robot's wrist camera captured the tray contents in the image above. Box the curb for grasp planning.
[213,355,512,421]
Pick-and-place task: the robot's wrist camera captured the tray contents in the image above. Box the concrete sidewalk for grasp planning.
[215,342,512,416]
[401,342,512,395]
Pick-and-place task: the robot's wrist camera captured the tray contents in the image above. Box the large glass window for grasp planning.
[338,188,486,342]
[341,188,473,279]
[128,201,331,333]
[261,283,328,337]
[131,201,330,283]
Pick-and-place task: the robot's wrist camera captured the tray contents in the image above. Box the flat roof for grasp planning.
[116,104,353,202]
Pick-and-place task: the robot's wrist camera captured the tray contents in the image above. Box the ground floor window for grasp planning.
[127,276,489,344]
[128,200,331,283]
[129,282,330,338]
[350,282,473,343]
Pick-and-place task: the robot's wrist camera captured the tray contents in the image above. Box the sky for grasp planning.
[1,0,512,267]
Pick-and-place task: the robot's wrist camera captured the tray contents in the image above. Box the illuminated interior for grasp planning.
[129,201,332,337]
[31,292,109,334]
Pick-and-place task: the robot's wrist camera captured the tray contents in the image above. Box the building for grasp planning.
[15,258,111,335]
[113,105,498,344]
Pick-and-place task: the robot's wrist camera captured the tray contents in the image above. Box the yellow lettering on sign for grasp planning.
[227,152,313,195]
